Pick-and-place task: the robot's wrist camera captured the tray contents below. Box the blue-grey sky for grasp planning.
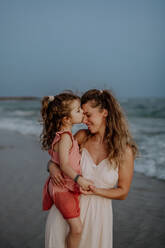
[0,0,165,97]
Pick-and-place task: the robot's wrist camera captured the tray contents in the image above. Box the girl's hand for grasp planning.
[80,185,97,195]
[48,161,65,187]
[77,177,94,191]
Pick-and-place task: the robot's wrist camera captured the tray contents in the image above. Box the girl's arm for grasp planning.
[58,133,93,190]
[47,129,86,186]
[58,133,77,180]
[48,129,89,187]
[81,147,134,200]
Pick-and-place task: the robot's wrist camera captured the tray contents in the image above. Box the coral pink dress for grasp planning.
[42,131,82,219]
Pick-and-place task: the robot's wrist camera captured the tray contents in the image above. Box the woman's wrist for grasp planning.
[94,187,100,195]
[90,185,99,195]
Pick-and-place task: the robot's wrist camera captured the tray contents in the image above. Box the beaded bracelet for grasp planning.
[74,174,81,182]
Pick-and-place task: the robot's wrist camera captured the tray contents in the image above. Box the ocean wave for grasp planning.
[8,110,38,117]
[0,99,165,181]
[0,118,41,136]
[139,130,165,136]
[120,98,165,118]
[0,117,165,181]
[135,158,165,181]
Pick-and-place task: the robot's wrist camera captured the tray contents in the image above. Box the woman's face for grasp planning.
[82,101,107,133]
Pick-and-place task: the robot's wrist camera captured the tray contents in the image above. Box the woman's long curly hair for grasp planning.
[81,89,138,168]
[40,92,80,150]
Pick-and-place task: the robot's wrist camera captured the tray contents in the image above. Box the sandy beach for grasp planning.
[0,130,165,248]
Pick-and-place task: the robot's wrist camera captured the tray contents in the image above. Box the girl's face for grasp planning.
[82,101,107,133]
[69,99,84,124]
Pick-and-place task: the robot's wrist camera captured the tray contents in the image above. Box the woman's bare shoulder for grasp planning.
[74,129,88,145]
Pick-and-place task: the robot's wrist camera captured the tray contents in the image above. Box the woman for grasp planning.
[45,89,138,248]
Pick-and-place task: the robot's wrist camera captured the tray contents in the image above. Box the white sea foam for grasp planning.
[9,110,37,117]
[135,158,165,181]
[0,118,41,136]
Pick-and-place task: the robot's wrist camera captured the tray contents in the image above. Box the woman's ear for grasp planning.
[103,109,108,118]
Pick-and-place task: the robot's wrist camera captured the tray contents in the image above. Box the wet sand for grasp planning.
[0,130,165,248]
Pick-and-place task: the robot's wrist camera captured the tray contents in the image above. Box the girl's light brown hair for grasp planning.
[81,89,138,168]
[40,92,80,150]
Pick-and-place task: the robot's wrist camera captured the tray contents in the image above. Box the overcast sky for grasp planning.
[0,0,165,97]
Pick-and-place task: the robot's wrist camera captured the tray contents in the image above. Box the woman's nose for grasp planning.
[82,115,88,124]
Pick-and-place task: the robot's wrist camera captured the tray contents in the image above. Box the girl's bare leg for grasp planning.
[66,217,82,248]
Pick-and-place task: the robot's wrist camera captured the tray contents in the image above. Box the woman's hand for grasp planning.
[48,160,65,187]
[80,185,97,195]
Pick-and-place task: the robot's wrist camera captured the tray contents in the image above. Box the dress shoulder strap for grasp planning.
[51,130,74,150]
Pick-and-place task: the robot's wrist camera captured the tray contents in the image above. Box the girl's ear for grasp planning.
[63,116,71,125]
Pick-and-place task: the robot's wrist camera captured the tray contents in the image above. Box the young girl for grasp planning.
[41,93,93,248]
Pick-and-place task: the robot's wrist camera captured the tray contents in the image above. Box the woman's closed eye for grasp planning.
[84,112,90,117]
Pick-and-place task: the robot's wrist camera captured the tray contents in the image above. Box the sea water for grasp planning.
[0,97,165,180]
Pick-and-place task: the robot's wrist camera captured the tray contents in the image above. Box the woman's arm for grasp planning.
[74,129,87,145]
[81,147,134,200]
[48,161,65,186]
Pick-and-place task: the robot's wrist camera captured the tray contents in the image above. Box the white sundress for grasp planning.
[45,148,119,248]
